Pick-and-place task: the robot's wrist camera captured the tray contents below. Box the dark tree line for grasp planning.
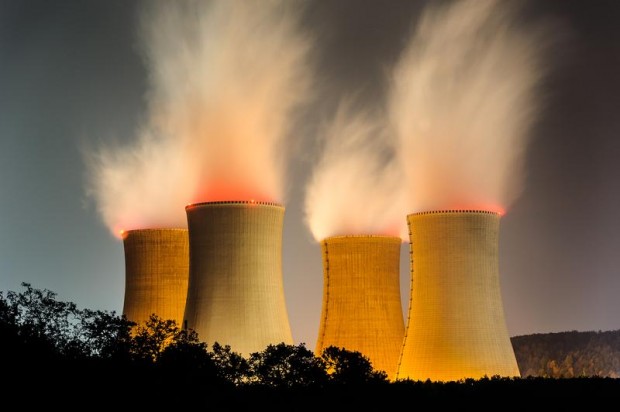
[2,282,620,406]
[0,283,387,389]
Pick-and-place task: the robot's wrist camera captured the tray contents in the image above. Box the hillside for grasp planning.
[511,330,620,378]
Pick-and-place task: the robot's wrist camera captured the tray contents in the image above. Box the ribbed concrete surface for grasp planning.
[316,235,405,379]
[122,228,189,327]
[184,201,292,356]
[397,211,520,381]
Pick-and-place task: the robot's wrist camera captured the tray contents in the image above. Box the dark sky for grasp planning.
[1,0,619,348]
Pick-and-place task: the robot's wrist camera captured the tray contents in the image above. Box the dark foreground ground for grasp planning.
[10,370,619,409]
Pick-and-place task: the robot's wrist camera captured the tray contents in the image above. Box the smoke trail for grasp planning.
[304,100,407,241]
[85,0,314,236]
[388,0,557,214]
[84,129,196,236]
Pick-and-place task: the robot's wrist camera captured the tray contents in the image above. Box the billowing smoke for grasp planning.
[85,0,313,236]
[389,0,557,214]
[304,100,407,241]
[84,129,196,236]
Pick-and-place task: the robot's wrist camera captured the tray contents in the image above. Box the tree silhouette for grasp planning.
[2,282,82,363]
[130,314,184,363]
[211,341,251,385]
[4,281,620,404]
[79,308,134,363]
[157,329,227,387]
[0,291,22,362]
[247,342,329,388]
[320,346,389,385]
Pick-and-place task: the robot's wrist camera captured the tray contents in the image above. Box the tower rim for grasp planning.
[321,234,403,242]
[408,209,500,218]
[121,227,188,234]
[185,200,283,210]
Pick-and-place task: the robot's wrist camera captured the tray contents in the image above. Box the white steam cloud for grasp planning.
[389,0,557,214]
[304,100,407,241]
[84,129,196,235]
[85,0,314,236]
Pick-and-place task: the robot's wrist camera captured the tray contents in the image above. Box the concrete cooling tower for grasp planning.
[183,201,293,355]
[122,228,189,327]
[316,235,405,379]
[396,210,520,382]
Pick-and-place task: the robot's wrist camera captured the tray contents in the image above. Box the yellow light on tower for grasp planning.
[183,201,293,356]
[316,235,405,380]
[122,228,189,327]
[397,210,520,382]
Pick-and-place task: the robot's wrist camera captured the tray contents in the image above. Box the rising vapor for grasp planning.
[304,100,407,241]
[388,0,557,214]
[84,129,196,236]
[85,0,314,236]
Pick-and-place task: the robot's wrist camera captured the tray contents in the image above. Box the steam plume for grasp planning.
[389,0,556,214]
[85,0,313,236]
[304,100,407,241]
[84,129,196,235]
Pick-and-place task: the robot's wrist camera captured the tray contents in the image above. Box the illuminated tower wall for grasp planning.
[397,210,520,381]
[183,201,293,356]
[316,235,405,379]
[122,228,189,326]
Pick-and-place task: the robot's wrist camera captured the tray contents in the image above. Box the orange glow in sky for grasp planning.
[192,180,275,204]
[445,203,506,216]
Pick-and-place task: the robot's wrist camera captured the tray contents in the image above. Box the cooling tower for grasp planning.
[183,201,293,355]
[122,228,189,327]
[316,235,405,379]
[396,210,520,382]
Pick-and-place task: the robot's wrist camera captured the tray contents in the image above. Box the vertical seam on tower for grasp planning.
[396,218,414,380]
[317,239,330,353]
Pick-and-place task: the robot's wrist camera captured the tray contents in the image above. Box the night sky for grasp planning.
[1,0,619,349]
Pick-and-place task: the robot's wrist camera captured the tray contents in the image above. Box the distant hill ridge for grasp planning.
[511,329,620,378]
